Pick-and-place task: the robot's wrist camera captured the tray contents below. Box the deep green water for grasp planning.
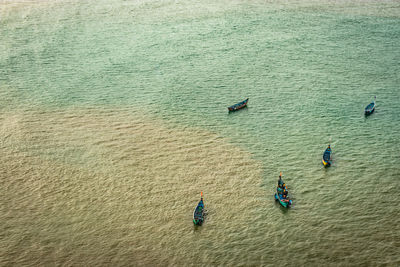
[1,0,400,266]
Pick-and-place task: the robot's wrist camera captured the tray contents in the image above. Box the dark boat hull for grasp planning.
[322,147,332,167]
[364,99,376,116]
[193,199,204,225]
[364,106,375,115]
[228,98,249,112]
[322,158,331,167]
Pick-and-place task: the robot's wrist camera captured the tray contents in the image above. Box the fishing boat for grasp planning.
[274,191,292,208]
[276,172,286,193]
[274,173,292,208]
[193,192,205,226]
[322,145,332,167]
[228,98,249,112]
[365,96,376,116]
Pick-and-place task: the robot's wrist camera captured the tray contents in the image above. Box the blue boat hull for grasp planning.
[364,107,375,115]
[193,199,204,225]
[275,193,292,208]
[322,147,332,167]
[365,101,375,116]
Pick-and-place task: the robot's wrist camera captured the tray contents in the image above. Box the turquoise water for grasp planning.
[1,0,400,265]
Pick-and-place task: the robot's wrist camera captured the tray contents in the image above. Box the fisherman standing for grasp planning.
[278,172,283,188]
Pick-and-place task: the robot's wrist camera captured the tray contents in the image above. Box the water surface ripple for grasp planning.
[1,0,399,266]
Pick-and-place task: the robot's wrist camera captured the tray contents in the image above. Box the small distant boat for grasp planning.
[322,145,332,167]
[193,192,205,225]
[228,98,249,112]
[364,96,376,116]
[274,173,292,208]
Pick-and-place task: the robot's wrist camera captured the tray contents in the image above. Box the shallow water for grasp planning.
[1,0,400,266]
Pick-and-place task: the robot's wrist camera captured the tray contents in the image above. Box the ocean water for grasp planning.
[1,0,400,266]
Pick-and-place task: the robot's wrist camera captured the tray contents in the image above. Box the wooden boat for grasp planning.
[193,192,205,225]
[275,191,292,208]
[322,145,332,167]
[365,96,376,116]
[228,98,249,112]
[274,173,292,208]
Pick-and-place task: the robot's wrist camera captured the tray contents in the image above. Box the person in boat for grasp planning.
[278,174,283,188]
[282,189,288,199]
